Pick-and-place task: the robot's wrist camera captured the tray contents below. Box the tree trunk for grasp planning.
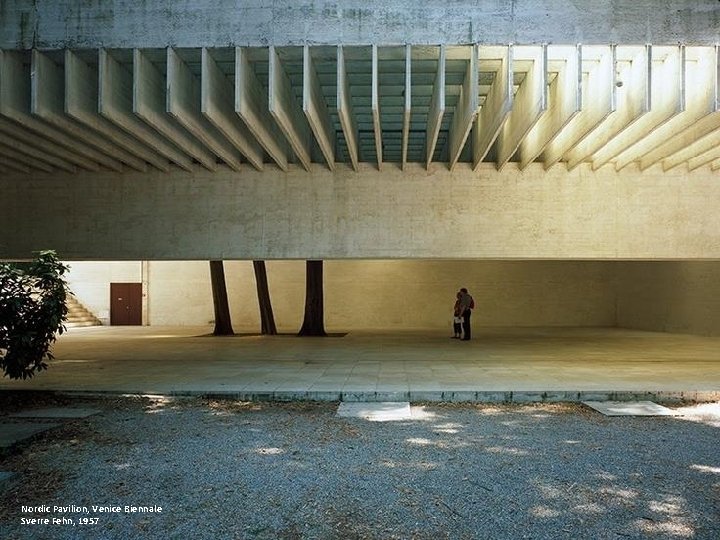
[209,260,234,336]
[252,260,277,335]
[298,260,326,336]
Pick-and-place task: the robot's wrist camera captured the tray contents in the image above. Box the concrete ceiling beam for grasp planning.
[594,45,684,170]
[0,125,76,172]
[473,45,512,170]
[639,47,720,171]
[31,50,133,172]
[662,126,720,171]
[372,45,384,171]
[496,45,548,171]
[542,46,614,169]
[425,45,445,169]
[337,45,360,172]
[200,48,263,171]
[565,45,649,171]
[199,49,263,172]
[0,50,101,171]
[0,142,53,172]
[167,48,244,172]
[448,45,478,171]
[98,49,192,172]
[519,45,580,170]
[0,154,29,173]
[269,46,311,171]
[303,45,335,171]
[235,47,288,172]
[401,44,411,171]
[133,49,217,171]
[65,50,169,173]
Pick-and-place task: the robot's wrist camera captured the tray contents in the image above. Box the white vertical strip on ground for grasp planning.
[303,45,335,171]
[200,48,264,171]
[496,45,548,171]
[268,45,311,171]
[519,45,580,170]
[133,49,217,171]
[473,45,513,169]
[337,45,360,172]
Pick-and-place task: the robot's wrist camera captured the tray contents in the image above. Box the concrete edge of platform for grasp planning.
[3,389,718,404]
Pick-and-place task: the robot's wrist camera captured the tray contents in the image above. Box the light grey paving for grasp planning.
[0,423,60,448]
[337,401,412,422]
[583,401,684,416]
[8,408,101,419]
[1,326,719,402]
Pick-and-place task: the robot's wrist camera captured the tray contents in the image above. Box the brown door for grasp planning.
[110,283,143,326]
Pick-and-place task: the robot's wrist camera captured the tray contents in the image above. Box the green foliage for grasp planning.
[0,251,70,380]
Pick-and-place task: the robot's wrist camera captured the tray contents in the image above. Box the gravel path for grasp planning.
[0,395,719,539]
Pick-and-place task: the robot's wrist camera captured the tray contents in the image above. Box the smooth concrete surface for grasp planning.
[4,163,720,260]
[0,326,718,403]
[67,260,618,329]
[3,1,720,49]
[617,261,720,336]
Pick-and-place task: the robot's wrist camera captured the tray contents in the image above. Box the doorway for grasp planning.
[110,283,143,325]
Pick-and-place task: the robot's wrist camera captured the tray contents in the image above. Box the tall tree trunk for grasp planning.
[209,260,234,336]
[298,260,326,336]
[252,260,277,335]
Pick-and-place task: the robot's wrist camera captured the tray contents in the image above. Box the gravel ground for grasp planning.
[0,395,719,540]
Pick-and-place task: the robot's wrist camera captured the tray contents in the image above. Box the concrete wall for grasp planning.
[616,262,720,336]
[65,261,142,325]
[3,163,720,261]
[2,1,719,49]
[69,259,617,330]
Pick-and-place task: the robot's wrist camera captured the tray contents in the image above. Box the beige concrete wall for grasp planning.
[3,163,720,261]
[137,260,617,331]
[616,262,720,336]
[64,261,142,324]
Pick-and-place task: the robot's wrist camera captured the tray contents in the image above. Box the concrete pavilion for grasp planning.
[0,1,719,399]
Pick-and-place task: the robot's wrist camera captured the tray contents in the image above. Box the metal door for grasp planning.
[110,283,142,325]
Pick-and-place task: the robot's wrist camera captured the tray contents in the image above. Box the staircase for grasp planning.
[66,295,102,328]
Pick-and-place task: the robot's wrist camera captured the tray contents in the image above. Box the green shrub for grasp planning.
[0,251,70,379]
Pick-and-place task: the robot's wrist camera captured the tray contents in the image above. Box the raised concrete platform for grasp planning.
[583,401,684,416]
[0,326,718,403]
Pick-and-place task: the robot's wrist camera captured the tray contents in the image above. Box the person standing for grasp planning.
[452,291,463,338]
[458,287,474,341]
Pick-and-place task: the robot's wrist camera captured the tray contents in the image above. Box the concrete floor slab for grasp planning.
[583,401,684,416]
[337,402,412,421]
[0,423,60,449]
[0,326,718,402]
[8,408,101,419]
